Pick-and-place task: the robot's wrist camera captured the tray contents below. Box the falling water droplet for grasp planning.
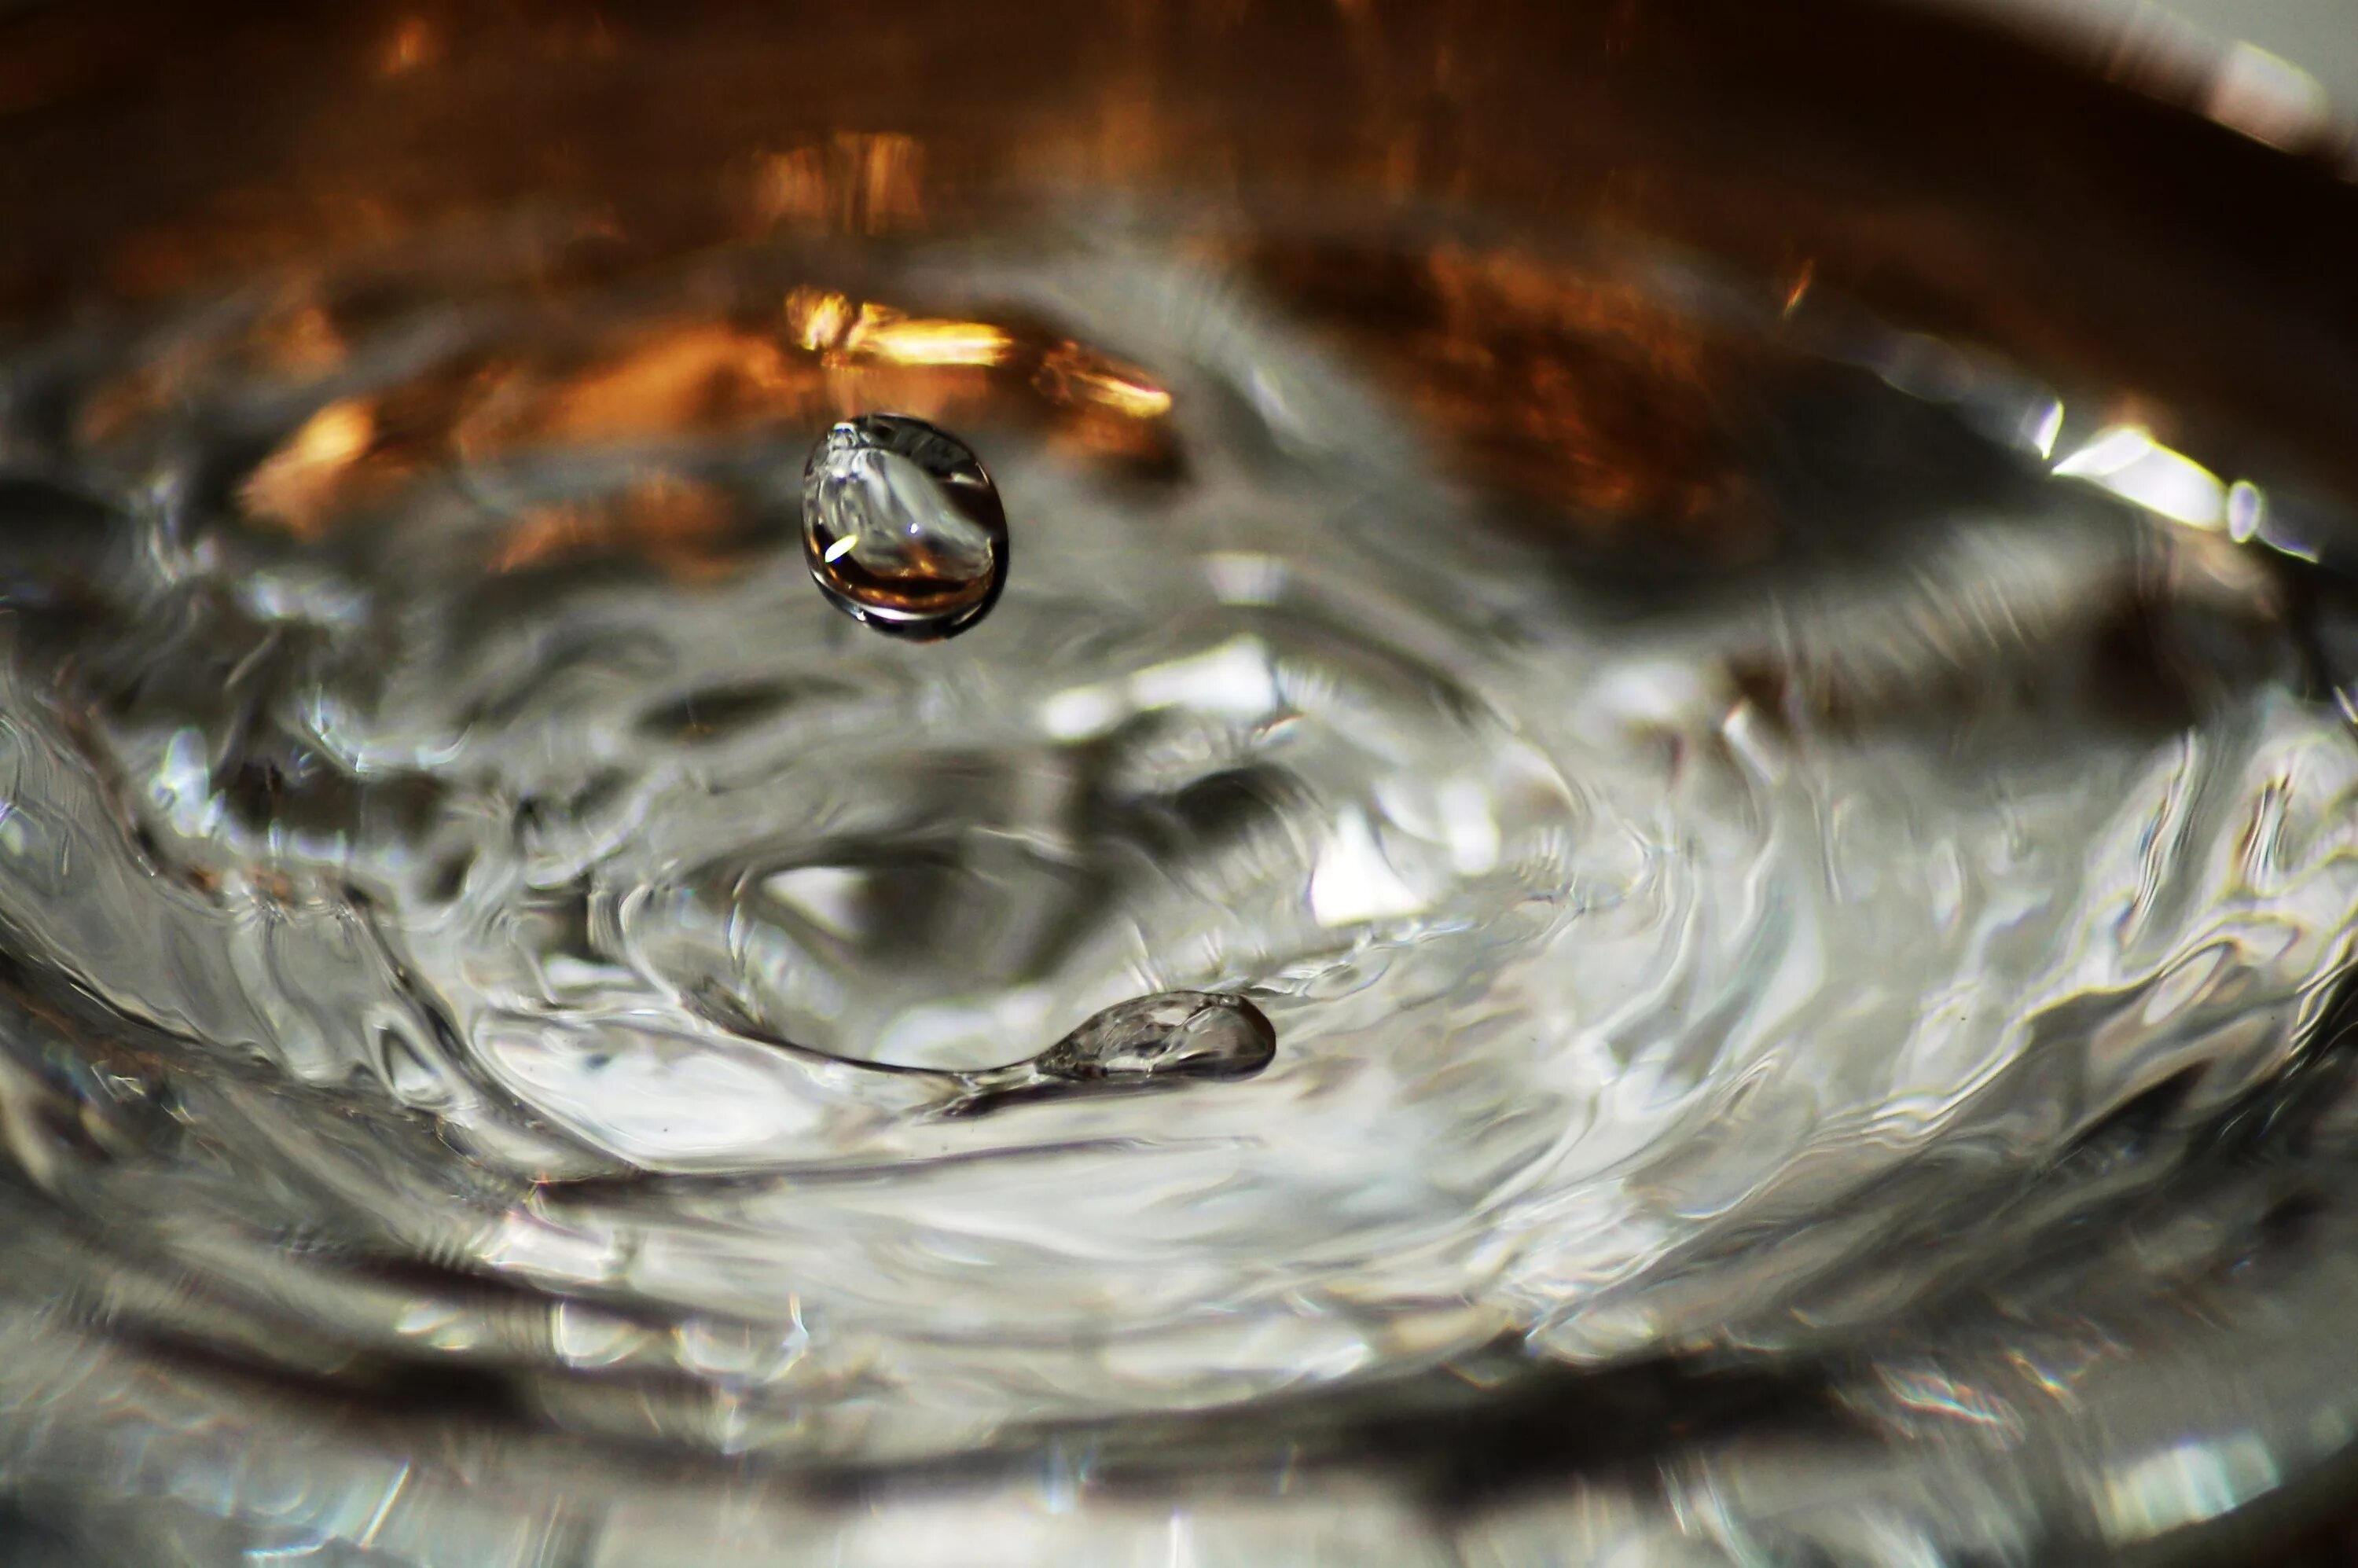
[800,413,1008,640]
[945,990,1277,1114]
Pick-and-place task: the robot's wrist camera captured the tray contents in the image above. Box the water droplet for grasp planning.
[945,990,1276,1114]
[800,413,1008,640]
[1033,991,1277,1084]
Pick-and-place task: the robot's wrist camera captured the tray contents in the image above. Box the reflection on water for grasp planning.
[1,79,2357,1566]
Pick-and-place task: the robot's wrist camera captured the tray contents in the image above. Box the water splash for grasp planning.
[0,215,2355,1563]
[688,984,1277,1116]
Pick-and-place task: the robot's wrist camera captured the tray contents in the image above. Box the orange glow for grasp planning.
[1247,241,1756,560]
[1783,260,1816,317]
[844,313,1012,369]
[250,299,346,375]
[784,288,854,354]
[210,270,1192,557]
[380,17,439,76]
[487,501,602,574]
[468,323,820,450]
[750,148,830,230]
[541,325,795,439]
[747,134,924,235]
[239,400,379,537]
[847,133,924,234]
[788,297,1008,424]
[1036,341,1172,420]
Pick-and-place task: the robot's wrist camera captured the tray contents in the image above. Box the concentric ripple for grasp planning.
[0,222,2355,1506]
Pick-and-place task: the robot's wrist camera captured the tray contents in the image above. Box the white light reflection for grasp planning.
[1203,550,1287,606]
[2094,1432,2280,1542]
[2206,42,2331,152]
[2026,398,2065,461]
[1040,637,1281,741]
[1310,808,1428,927]
[2053,426,2229,531]
[763,865,865,940]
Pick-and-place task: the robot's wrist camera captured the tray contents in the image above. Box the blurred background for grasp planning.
[1980,0,2357,105]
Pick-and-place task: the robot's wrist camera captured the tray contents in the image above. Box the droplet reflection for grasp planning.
[801,413,1008,639]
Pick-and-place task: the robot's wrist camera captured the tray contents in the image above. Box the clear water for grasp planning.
[3,215,2358,1564]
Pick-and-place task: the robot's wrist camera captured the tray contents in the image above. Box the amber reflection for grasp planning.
[455,324,816,450]
[0,0,2342,505]
[213,268,1177,564]
[43,0,2324,576]
[379,16,439,76]
[747,134,926,236]
[240,399,379,538]
[205,233,1768,571]
[1248,242,1763,564]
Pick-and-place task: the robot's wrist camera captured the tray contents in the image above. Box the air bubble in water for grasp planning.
[801,413,1008,640]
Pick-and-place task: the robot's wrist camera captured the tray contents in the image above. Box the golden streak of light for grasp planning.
[1783,260,1816,317]
[1036,341,1173,419]
[845,315,1012,369]
[832,300,905,354]
[239,399,377,537]
[784,288,854,354]
[784,290,1170,447]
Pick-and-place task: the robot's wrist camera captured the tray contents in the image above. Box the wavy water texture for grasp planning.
[1,222,2356,1560]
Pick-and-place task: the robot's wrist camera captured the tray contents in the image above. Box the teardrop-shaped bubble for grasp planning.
[800,413,1008,640]
[1030,990,1278,1085]
[938,990,1278,1118]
